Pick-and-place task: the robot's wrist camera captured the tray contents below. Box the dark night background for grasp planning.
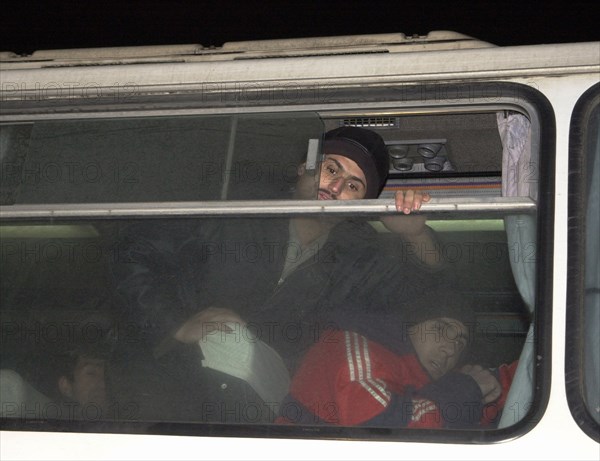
[1,0,598,55]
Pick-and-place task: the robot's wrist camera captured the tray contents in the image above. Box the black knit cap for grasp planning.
[403,290,477,331]
[323,126,389,198]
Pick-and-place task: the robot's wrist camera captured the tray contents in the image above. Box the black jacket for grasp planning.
[108,216,437,422]
[111,217,406,367]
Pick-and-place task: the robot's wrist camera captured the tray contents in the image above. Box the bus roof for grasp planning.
[0,31,495,65]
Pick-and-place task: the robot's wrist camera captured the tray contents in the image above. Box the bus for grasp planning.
[0,31,598,460]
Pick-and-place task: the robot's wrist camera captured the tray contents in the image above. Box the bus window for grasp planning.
[0,113,325,205]
[567,82,600,441]
[0,86,552,442]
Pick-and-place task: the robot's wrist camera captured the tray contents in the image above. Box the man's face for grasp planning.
[296,154,367,200]
[65,356,107,407]
[409,317,469,380]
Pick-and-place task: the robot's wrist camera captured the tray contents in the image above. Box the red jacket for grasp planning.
[278,329,516,428]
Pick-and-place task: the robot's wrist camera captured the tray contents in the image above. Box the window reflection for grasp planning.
[1,215,529,427]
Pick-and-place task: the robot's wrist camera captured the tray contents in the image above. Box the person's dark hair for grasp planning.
[54,349,80,383]
[404,290,477,331]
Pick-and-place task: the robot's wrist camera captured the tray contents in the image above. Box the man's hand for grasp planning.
[460,364,502,404]
[174,307,246,344]
[380,190,441,268]
[381,190,430,236]
[394,190,430,215]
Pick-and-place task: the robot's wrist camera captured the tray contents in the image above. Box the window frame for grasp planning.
[0,82,556,444]
[566,82,600,443]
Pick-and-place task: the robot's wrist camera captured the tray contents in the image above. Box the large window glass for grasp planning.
[0,97,549,441]
[567,83,600,442]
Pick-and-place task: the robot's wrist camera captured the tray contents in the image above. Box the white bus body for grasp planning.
[0,32,598,459]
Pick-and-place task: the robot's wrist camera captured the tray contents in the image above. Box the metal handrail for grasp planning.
[0,197,536,220]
